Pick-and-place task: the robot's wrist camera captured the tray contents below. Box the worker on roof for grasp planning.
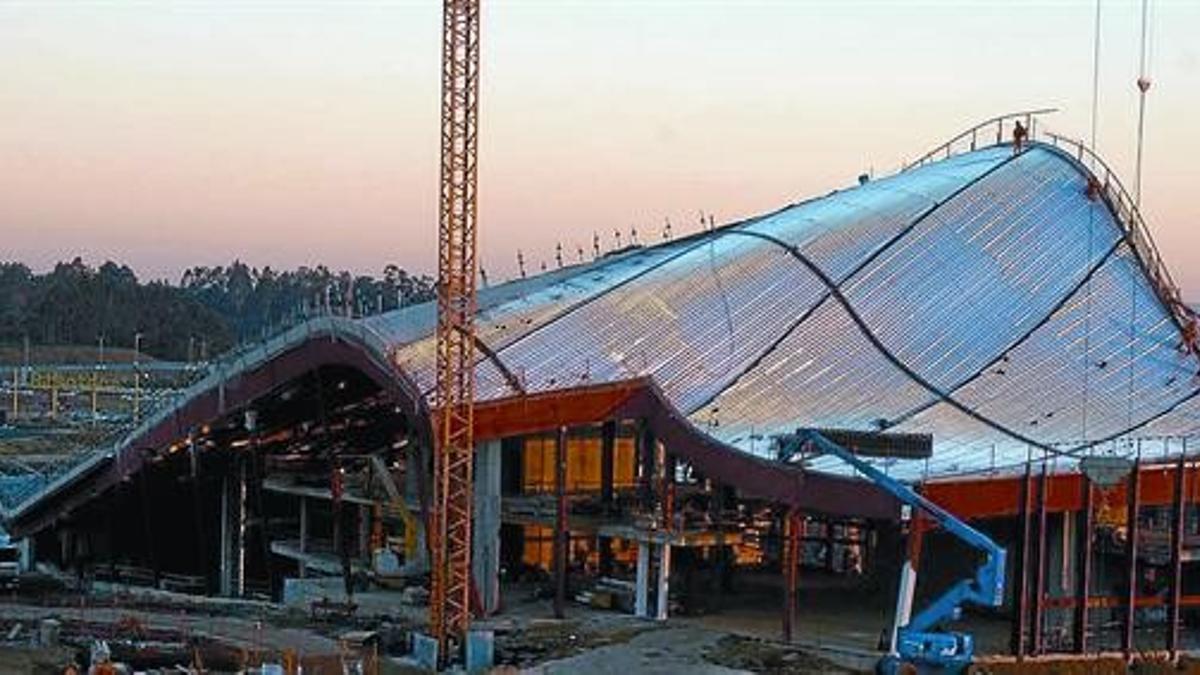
[1012,120,1028,154]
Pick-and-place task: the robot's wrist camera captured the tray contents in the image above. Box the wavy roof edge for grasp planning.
[6,114,1200,531]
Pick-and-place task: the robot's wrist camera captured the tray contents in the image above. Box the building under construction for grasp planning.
[2,114,1198,665]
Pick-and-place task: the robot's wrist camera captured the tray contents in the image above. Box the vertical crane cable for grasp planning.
[1082,0,1102,453]
[1128,0,1150,455]
[1082,201,1094,451]
[1090,0,1102,152]
[1134,0,1150,207]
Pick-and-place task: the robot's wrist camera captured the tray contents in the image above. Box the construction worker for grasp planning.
[1012,120,1028,154]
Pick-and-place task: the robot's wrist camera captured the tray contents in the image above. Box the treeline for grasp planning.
[0,258,435,361]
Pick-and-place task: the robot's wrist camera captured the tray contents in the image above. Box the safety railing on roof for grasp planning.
[904,110,1195,337]
[902,108,1058,172]
[1040,131,1194,332]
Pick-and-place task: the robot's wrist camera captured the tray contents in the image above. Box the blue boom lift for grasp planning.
[776,430,1006,673]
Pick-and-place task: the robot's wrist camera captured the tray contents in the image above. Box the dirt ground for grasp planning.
[1,576,1193,674]
[0,645,79,675]
[481,581,871,674]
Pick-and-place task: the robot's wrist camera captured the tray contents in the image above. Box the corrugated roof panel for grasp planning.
[363,142,1200,480]
[950,245,1196,445]
[843,148,1122,391]
[693,297,935,455]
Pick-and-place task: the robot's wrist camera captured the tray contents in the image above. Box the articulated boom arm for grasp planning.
[779,430,1006,669]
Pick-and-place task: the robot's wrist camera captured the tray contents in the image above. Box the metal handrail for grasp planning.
[902,108,1058,172]
[903,110,1193,335]
[1040,130,1194,330]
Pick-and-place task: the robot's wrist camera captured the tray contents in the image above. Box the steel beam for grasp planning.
[1167,451,1186,658]
[1122,455,1141,657]
[553,426,568,620]
[1032,461,1049,654]
[712,483,728,600]
[924,462,1199,518]
[824,521,836,573]
[662,452,676,531]
[598,421,616,577]
[1012,461,1033,658]
[638,421,655,512]
[1073,476,1094,654]
[600,420,616,514]
[783,510,801,642]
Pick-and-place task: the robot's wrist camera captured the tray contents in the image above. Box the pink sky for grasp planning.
[2,1,1198,297]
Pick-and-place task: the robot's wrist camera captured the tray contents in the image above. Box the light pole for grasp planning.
[133,332,143,424]
[93,335,105,424]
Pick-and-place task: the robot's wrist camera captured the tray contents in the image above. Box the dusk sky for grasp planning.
[2,1,1198,296]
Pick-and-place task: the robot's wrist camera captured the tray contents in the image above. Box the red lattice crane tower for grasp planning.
[431,0,480,658]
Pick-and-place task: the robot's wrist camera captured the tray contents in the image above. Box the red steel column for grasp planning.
[1011,461,1033,658]
[1122,455,1141,657]
[553,426,568,619]
[1167,451,1186,659]
[1032,461,1049,654]
[782,509,801,642]
[598,421,617,577]
[1074,475,1094,654]
[638,422,655,511]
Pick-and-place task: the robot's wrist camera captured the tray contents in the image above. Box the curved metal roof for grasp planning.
[8,127,1198,529]
[367,141,1200,480]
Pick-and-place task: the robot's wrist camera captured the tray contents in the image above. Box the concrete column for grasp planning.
[404,439,429,572]
[598,421,616,576]
[358,503,371,559]
[298,497,308,579]
[219,476,229,596]
[655,542,671,621]
[473,439,502,616]
[236,459,246,596]
[635,542,649,618]
[17,537,32,573]
[218,473,243,597]
[553,428,568,619]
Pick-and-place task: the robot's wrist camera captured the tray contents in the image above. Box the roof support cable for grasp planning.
[717,229,1075,459]
[689,150,1026,417]
[491,198,812,362]
[883,238,1123,430]
[713,227,1199,461]
[707,234,737,368]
